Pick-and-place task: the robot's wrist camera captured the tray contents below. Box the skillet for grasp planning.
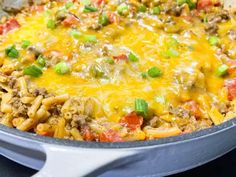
[1,0,236,177]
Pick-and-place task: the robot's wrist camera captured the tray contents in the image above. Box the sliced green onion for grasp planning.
[147,67,162,78]
[152,6,161,15]
[23,65,42,77]
[99,14,109,26]
[117,3,128,15]
[82,34,97,42]
[70,29,82,39]
[54,61,70,75]
[135,99,148,117]
[165,48,180,58]
[21,40,30,49]
[37,55,46,67]
[141,72,147,79]
[65,2,74,9]
[203,16,208,23]
[83,5,98,12]
[138,5,147,12]
[177,0,196,9]
[215,64,228,77]
[105,58,115,65]
[90,64,104,78]
[155,96,166,104]
[5,45,19,59]
[177,0,186,5]
[81,0,91,5]
[208,36,219,46]
[186,0,196,10]
[47,19,56,29]
[128,52,139,62]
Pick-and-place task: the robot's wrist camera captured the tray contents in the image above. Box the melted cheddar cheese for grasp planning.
[0,0,236,142]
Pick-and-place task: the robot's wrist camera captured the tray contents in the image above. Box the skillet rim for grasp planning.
[0,118,236,149]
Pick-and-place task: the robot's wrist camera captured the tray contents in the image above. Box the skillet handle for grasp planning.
[33,144,138,177]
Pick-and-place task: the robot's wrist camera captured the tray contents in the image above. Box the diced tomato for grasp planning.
[197,0,221,10]
[224,78,236,100]
[226,60,236,75]
[92,0,105,7]
[108,12,120,24]
[113,54,128,61]
[197,0,213,10]
[184,101,202,118]
[81,126,94,141]
[5,19,20,33]
[30,5,45,13]
[99,129,123,142]
[0,19,20,35]
[0,25,3,35]
[62,15,79,27]
[120,112,143,131]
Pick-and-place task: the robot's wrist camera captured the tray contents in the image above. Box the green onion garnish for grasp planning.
[215,64,228,77]
[83,34,97,42]
[90,64,104,78]
[141,72,147,79]
[138,5,147,12]
[177,0,186,5]
[135,99,148,117]
[147,67,162,78]
[65,2,74,9]
[81,0,91,5]
[117,3,128,15]
[83,5,98,12]
[70,29,82,39]
[105,58,115,65]
[47,19,56,29]
[186,0,196,10]
[5,45,19,59]
[128,52,139,62]
[21,40,30,49]
[208,36,219,46]
[152,6,161,15]
[23,65,42,77]
[177,0,196,9]
[99,14,109,26]
[165,48,180,58]
[37,55,46,67]
[54,61,70,75]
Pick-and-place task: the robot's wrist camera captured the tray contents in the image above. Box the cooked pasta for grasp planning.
[0,0,236,142]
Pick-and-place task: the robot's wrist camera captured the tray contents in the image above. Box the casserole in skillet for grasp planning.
[0,0,236,142]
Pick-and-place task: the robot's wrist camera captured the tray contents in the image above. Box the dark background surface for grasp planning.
[1,149,236,177]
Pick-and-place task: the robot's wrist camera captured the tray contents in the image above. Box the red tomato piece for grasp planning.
[92,0,105,7]
[226,60,236,75]
[99,129,123,142]
[30,5,45,13]
[119,112,143,131]
[197,0,213,10]
[81,126,94,141]
[197,0,221,10]
[225,78,236,100]
[108,12,120,24]
[62,15,79,27]
[113,54,128,61]
[0,19,20,35]
[184,101,202,118]
[0,25,4,35]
